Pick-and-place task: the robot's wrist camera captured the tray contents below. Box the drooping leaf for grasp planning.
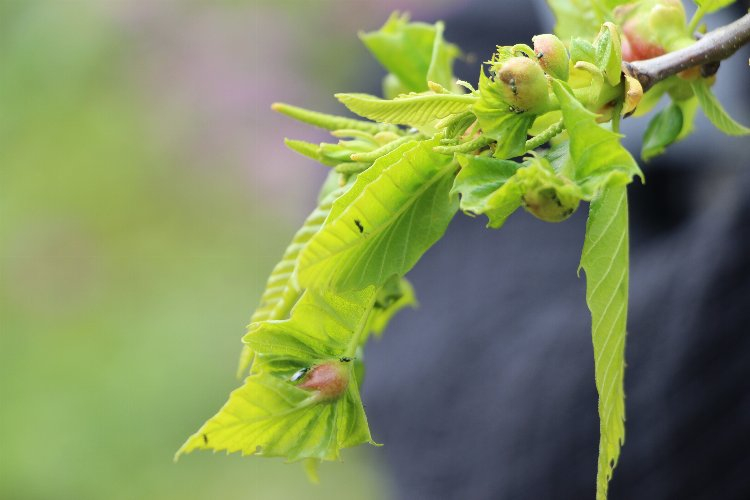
[641,103,683,161]
[180,287,381,462]
[570,37,597,64]
[691,79,750,136]
[236,181,347,376]
[335,92,476,129]
[298,136,458,292]
[694,0,736,14]
[472,70,536,159]
[552,79,643,197]
[580,185,629,500]
[359,12,460,92]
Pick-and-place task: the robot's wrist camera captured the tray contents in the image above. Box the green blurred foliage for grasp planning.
[0,1,389,499]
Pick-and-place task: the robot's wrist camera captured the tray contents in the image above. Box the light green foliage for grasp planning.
[298,136,458,291]
[473,70,536,159]
[546,0,607,41]
[180,287,380,462]
[185,9,748,500]
[552,80,643,196]
[360,12,460,93]
[580,186,629,500]
[641,103,683,161]
[336,92,476,129]
[452,154,522,227]
[691,79,750,135]
[237,184,347,377]
[693,0,736,14]
[593,23,622,86]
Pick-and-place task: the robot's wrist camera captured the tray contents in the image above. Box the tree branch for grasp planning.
[623,12,750,92]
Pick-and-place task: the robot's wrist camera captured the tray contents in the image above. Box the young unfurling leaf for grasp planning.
[691,78,750,136]
[641,103,683,161]
[298,136,458,292]
[335,92,476,130]
[580,185,629,500]
[359,12,461,93]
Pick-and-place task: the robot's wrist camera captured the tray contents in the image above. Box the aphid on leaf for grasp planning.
[202,433,208,445]
[354,219,364,233]
[339,357,352,363]
[291,367,310,382]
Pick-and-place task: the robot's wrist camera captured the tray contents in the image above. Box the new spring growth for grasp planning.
[496,57,550,114]
[294,359,351,401]
[533,34,570,81]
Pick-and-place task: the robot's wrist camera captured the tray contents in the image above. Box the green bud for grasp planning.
[532,34,570,81]
[515,158,581,223]
[296,359,350,401]
[496,57,550,114]
[522,186,580,222]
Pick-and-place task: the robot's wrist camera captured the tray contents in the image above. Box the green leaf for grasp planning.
[694,0,736,14]
[272,102,388,134]
[641,103,683,161]
[359,12,460,92]
[593,23,622,87]
[580,185,629,500]
[452,153,520,226]
[335,92,475,129]
[674,96,698,141]
[236,183,346,376]
[691,79,750,136]
[181,287,381,463]
[552,79,643,197]
[546,0,605,42]
[298,137,458,291]
[367,276,417,337]
[472,70,536,159]
[570,37,597,64]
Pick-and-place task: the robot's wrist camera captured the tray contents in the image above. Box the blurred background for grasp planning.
[1,1,748,500]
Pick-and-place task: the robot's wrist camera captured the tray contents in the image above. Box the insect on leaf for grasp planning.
[580,185,629,500]
[181,287,381,462]
[298,136,458,292]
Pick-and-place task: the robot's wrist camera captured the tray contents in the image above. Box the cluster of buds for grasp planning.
[488,34,570,114]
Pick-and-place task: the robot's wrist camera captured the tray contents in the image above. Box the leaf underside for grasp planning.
[580,185,629,500]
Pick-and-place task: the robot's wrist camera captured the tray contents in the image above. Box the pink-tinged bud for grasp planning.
[497,57,550,114]
[296,360,350,401]
[533,34,570,81]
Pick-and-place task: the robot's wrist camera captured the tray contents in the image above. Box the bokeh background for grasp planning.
[2,1,749,500]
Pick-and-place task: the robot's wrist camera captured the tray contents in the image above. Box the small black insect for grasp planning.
[202,433,208,445]
[509,77,518,95]
[339,357,352,363]
[291,367,310,382]
[354,219,364,233]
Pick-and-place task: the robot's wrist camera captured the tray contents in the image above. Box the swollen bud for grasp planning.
[295,360,350,401]
[496,57,550,114]
[532,34,569,81]
[522,186,580,222]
